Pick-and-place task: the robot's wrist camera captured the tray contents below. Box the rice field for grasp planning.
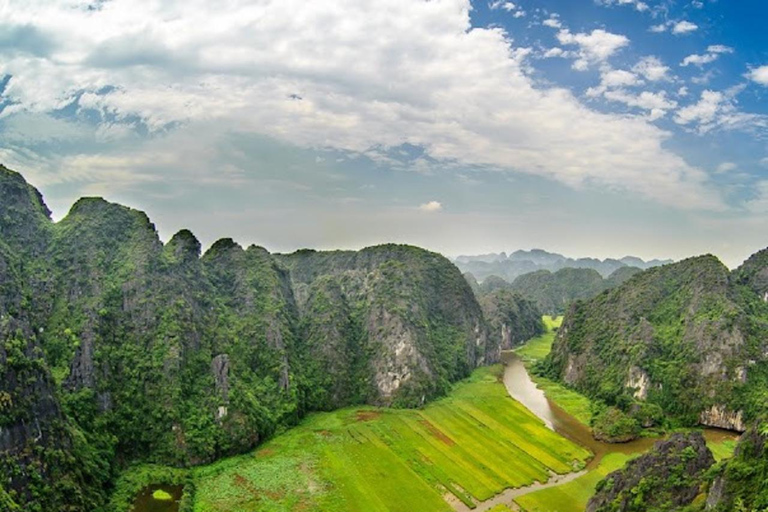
[514,453,631,512]
[514,316,562,363]
[191,365,590,512]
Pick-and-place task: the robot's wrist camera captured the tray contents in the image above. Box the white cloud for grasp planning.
[760,158,768,168]
[543,47,565,58]
[0,0,724,211]
[556,29,630,70]
[649,24,668,33]
[672,21,698,34]
[678,86,689,96]
[675,90,724,128]
[716,162,737,173]
[681,45,734,67]
[746,65,768,86]
[603,90,678,120]
[674,87,767,134]
[419,201,443,212]
[542,16,562,29]
[586,68,641,97]
[489,1,525,17]
[633,56,670,81]
[596,0,649,12]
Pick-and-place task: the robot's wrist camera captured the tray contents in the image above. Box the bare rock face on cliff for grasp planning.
[587,433,715,512]
[278,245,492,408]
[0,166,501,510]
[545,253,768,431]
[479,289,543,350]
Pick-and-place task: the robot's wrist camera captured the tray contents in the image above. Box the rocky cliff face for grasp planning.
[546,254,768,431]
[0,166,500,510]
[587,433,715,512]
[479,289,543,350]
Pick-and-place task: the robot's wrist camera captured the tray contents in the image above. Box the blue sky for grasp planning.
[0,0,766,266]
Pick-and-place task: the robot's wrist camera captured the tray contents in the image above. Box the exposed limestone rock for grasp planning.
[699,404,746,432]
[626,366,650,400]
[211,353,230,403]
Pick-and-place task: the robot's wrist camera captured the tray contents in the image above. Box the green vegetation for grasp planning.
[544,253,768,430]
[591,407,641,443]
[516,453,632,512]
[480,290,544,349]
[152,490,173,501]
[704,427,768,512]
[0,167,500,511]
[515,315,562,362]
[192,365,590,512]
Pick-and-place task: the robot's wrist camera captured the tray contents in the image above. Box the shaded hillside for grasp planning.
[474,266,643,315]
[0,166,494,511]
[479,290,544,350]
[545,253,768,431]
[587,433,715,512]
[705,426,768,511]
[454,249,670,282]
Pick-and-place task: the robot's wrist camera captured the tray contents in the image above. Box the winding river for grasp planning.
[455,352,738,512]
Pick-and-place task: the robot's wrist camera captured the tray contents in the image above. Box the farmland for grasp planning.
[190,366,590,512]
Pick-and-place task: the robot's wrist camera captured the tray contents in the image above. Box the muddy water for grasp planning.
[132,485,183,512]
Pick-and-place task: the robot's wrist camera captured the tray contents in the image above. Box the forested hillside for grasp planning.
[0,166,495,511]
[545,252,768,433]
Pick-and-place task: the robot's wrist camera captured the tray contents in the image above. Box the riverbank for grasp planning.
[504,317,739,512]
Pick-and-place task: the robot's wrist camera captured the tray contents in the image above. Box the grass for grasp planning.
[152,489,174,501]
[708,437,738,462]
[515,453,631,512]
[191,365,590,512]
[514,316,562,362]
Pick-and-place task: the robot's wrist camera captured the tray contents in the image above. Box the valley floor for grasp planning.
[124,315,737,512]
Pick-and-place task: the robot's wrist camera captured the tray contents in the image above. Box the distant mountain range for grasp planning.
[454,249,673,282]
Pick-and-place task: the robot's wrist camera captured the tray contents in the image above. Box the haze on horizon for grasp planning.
[1,0,766,268]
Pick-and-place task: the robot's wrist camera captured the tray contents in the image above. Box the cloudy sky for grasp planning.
[0,0,766,266]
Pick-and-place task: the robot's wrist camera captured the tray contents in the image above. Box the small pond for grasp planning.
[132,485,183,512]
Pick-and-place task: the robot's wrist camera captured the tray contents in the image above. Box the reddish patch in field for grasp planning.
[419,419,455,446]
[255,448,274,458]
[355,411,381,422]
[233,475,285,500]
[316,429,332,437]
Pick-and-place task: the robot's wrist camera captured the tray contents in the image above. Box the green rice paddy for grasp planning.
[191,365,590,512]
[515,453,631,512]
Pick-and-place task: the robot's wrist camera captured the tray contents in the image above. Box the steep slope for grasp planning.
[278,245,492,408]
[546,254,768,430]
[0,167,108,511]
[705,426,768,511]
[509,268,606,314]
[0,167,501,510]
[479,290,543,349]
[587,433,715,512]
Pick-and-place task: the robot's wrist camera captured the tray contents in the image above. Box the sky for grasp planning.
[0,0,766,267]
